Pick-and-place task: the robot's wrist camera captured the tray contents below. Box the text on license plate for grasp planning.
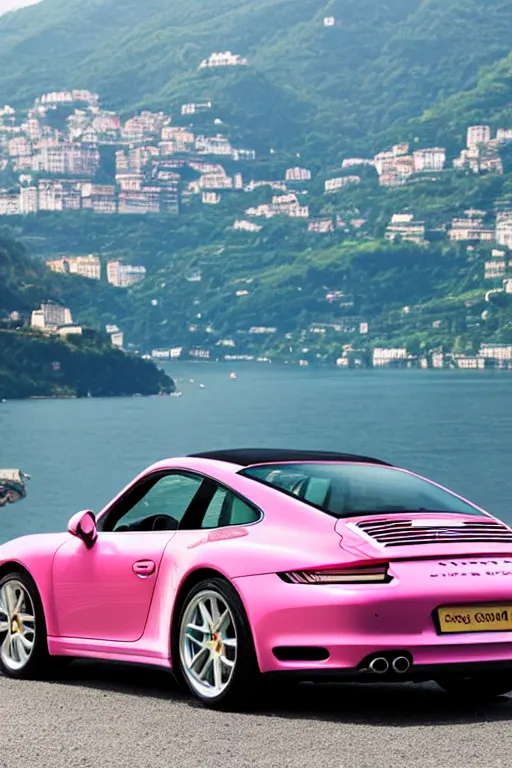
[438,604,512,633]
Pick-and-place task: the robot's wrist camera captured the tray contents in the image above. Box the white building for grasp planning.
[107,261,147,288]
[385,213,426,244]
[449,209,494,242]
[496,129,512,143]
[285,167,312,182]
[496,215,512,249]
[324,16,336,26]
[467,125,491,149]
[106,324,124,348]
[308,218,334,233]
[455,356,485,370]
[199,52,248,69]
[484,259,507,280]
[19,185,38,214]
[374,150,396,176]
[202,191,221,204]
[39,90,98,106]
[373,348,408,367]
[233,219,262,232]
[412,147,446,172]
[195,134,233,156]
[181,101,212,115]
[30,302,73,330]
[46,255,101,280]
[0,192,20,216]
[342,158,375,169]
[479,344,512,362]
[325,176,360,193]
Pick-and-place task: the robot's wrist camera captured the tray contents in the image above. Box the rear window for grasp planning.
[239,463,484,518]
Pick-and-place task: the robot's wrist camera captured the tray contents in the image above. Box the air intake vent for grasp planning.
[356,519,512,547]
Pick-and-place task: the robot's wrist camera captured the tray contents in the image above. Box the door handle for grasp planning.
[133,560,156,577]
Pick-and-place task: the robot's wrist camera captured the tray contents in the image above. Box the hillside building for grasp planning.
[46,255,101,280]
[448,209,494,242]
[385,213,425,244]
[30,302,73,330]
[107,261,147,288]
[199,52,248,69]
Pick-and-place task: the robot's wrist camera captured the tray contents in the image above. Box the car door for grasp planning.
[51,471,205,642]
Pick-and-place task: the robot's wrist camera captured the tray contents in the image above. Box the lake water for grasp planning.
[0,364,511,544]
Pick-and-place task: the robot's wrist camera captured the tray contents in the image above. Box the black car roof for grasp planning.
[188,448,391,467]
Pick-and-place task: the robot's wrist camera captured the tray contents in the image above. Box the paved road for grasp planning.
[1,663,511,768]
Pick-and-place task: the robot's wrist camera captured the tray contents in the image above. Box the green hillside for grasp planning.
[1,0,512,368]
[6,186,512,365]
[404,51,512,152]
[0,233,174,398]
[1,0,511,158]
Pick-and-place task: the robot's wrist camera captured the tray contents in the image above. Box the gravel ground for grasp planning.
[1,663,511,768]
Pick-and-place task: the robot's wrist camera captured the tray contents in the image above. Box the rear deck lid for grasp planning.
[335,514,512,559]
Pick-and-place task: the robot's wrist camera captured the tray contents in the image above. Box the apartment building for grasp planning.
[325,176,361,193]
[467,125,491,149]
[233,219,262,232]
[412,147,446,172]
[19,185,38,214]
[199,52,248,68]
[385,213,426,244]
[373,348,408,367]
[38,90,98,106]
[448,209,494,242]
[181,102,212,115]
[46,255,101,280]
[496,213,512,249]
[479,344,512,362]
[285,167,312,182]
[107,261,147,288]
[81,183,117,214]
[0,191,20,215]
[30,302,73,330]
[342,158,375,169]
[308,218,334,233]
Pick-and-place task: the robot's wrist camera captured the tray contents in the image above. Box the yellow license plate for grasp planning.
[438,604,512,633]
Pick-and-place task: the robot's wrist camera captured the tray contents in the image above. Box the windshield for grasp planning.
[239,463,484,519]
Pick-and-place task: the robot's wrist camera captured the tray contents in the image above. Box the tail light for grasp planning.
[280,563,391,584]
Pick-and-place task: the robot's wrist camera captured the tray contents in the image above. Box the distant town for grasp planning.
[0,87,510,249]
[1,82,512,373]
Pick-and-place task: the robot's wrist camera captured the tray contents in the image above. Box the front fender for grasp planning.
[0,533,69,635]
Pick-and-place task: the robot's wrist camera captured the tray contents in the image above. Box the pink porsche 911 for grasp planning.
[2,448,512,709]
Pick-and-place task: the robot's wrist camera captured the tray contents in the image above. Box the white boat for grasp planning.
[0,469,30,507]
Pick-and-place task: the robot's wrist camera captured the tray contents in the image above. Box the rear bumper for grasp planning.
[233,572,512,675]
[263,659,512,684]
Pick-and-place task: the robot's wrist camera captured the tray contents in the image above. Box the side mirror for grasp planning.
[68,510,98,549]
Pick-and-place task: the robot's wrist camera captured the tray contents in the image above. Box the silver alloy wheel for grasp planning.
[179,589,237,698]
[0,579,36,672]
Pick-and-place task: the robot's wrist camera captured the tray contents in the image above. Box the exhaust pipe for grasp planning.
[391,656,411,674]
[368,656,389,674]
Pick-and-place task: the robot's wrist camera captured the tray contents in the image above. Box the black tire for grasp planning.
[436,672,512,699]
[0,569,68,680]
[173,577,261,710]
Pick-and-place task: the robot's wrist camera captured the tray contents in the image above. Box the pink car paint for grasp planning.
[2,455,512,679]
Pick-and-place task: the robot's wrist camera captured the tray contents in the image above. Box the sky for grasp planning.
[0,0,41,15]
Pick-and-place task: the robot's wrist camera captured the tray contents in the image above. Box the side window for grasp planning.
[200,486,260,529]
[110,473,203,532]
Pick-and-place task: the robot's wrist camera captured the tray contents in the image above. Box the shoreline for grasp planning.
[1,363,511,403]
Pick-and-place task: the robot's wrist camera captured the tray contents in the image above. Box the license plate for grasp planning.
[438,604,512,633]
